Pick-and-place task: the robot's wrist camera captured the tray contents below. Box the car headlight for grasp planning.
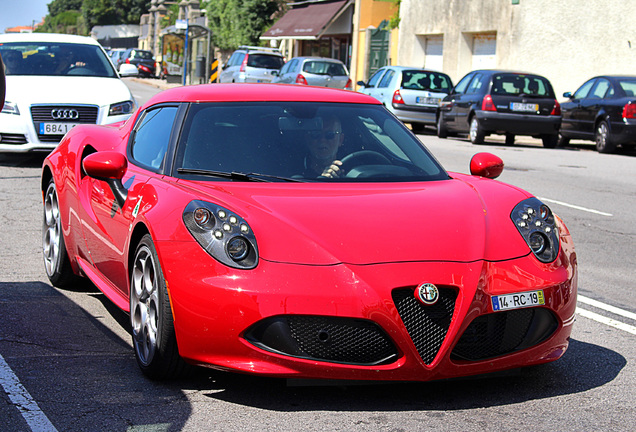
[1,101,20,115]
[108,100,135,116]
[511,197,559,263]
[183,200,258,269]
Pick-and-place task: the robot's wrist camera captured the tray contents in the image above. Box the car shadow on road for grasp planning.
[0,152,48,168]
[183,337,624,412]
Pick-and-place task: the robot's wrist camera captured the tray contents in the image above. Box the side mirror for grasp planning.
[563,91,573,99]
[83,151,129,207]
[271,70,279,77]
[357,80,367,87]
[469,152,504,179]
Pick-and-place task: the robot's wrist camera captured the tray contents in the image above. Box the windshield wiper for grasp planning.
[177,168,305,182]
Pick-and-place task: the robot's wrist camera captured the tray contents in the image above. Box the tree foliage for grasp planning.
[38,0,150,35]
[206,0,282,50]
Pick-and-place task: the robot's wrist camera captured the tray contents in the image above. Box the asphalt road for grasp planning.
[0,82,634,431]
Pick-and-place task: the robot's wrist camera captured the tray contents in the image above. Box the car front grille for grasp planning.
[245,315,398,365]
[0,133,29,145]
[31,105,99,142]
[392,286,458,364]
[451,308,558,361]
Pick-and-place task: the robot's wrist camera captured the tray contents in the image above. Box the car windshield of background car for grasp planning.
[402,71,451,92]
[0,42,117,77]
[247,54,284,69]
[492,74,552,97]
[175,102,447,183]
[303,61,346,76]
[618,79,636,97]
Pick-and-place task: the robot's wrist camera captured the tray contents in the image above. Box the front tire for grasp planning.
[130,234,188,379]
[595,120,616,153]
[43,179,76,287]
[436,115,448,138]
[505,133,515,146]
[469,117,485,144]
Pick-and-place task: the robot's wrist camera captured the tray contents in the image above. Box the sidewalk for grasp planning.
[127,77,183,90]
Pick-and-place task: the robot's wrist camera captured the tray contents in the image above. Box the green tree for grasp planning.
[207,0,282,50]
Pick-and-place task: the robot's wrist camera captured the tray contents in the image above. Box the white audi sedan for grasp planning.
[0,33,136,153]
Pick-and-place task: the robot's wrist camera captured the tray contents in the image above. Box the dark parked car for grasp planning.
[437,70,561,147]
[120,48,156,78]
[559,75,636,153]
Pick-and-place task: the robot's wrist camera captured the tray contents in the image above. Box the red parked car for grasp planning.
[42,84,577,381]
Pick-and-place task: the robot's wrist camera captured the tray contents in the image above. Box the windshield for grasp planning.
[303,61,348,76]
[175,102,448,182]
[246,54,284,69]
[402,70,452,93]
[0,42,117,77]
[491,73,554,97]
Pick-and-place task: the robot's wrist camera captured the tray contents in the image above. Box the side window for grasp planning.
[367,68,386,87]
[288,59,298,73]
[452,73,474,95]
[378,69,395,88]
[590,79,610,99]
[466,73,484,94]
[279,60,291,75]
[131,106,178,170]
[573,79,595,100]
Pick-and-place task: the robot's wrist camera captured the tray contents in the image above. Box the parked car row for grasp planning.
[107,47,157,78]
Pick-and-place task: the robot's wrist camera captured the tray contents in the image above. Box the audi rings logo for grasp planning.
[51,108,79,120]
[415,283,439,305]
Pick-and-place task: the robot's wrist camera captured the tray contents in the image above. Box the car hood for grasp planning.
[179,174,533,266]
[4,75,133,107]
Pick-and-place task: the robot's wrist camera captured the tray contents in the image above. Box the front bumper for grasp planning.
[158,233,577,382]
[476,111,561,136]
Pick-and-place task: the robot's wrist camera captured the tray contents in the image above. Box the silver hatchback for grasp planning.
[272,57,352,90]
[219,46,285,83]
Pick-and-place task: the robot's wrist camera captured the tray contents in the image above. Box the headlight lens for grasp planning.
[183,200,258,269]
[1,101,20,115]
[511,198,559,263]
[108,100,135,116]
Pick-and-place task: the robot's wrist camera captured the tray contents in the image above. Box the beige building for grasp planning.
[396,0,636,97]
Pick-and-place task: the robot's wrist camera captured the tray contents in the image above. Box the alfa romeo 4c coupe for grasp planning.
[41,84,577,381]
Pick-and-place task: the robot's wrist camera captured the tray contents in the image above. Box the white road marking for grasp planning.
[0,353,58,432]
[538,197,613,216]
[576,307,636,335]
[578,295,636,321]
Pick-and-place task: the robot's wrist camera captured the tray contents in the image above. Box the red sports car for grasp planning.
[41,84,577,381]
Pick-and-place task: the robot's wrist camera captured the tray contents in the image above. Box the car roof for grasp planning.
[384,66,445,73]
[293,57,345,63]
[144,83,381,107]
[0,32,101,46]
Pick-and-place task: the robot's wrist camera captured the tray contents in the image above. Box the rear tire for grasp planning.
[42,179,77,287]
[130,234,189,380]
[542,134,559,148]
[436,115,448,139]
[505,133,515,146]
[595,120,616,153]
[469,117,485,144]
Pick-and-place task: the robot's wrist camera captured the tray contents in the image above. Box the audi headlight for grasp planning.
[1,101,20,115]
[108,100,135,116]
[511,197,559,263]
[183,200,258,269]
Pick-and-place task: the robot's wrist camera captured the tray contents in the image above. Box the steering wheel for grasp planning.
[340,150,391,171]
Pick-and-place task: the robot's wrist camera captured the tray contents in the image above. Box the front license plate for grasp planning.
[510,102,538,112]
[416,97,439,105]
[39,123,80,135]
[492,290,544,311]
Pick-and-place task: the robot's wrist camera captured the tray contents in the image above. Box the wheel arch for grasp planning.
[128,222,151,277]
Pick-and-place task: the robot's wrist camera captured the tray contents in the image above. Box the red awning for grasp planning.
[262,0,351,40]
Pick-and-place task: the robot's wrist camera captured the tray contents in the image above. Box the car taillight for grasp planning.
[392,89,404,105]
[344,78,353,91]
[622,102,636,119]
[239,55,248,72]
[551,100,561,116]
[481,94,496,111]
[125,58,130,64]
[295,74,308,85]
